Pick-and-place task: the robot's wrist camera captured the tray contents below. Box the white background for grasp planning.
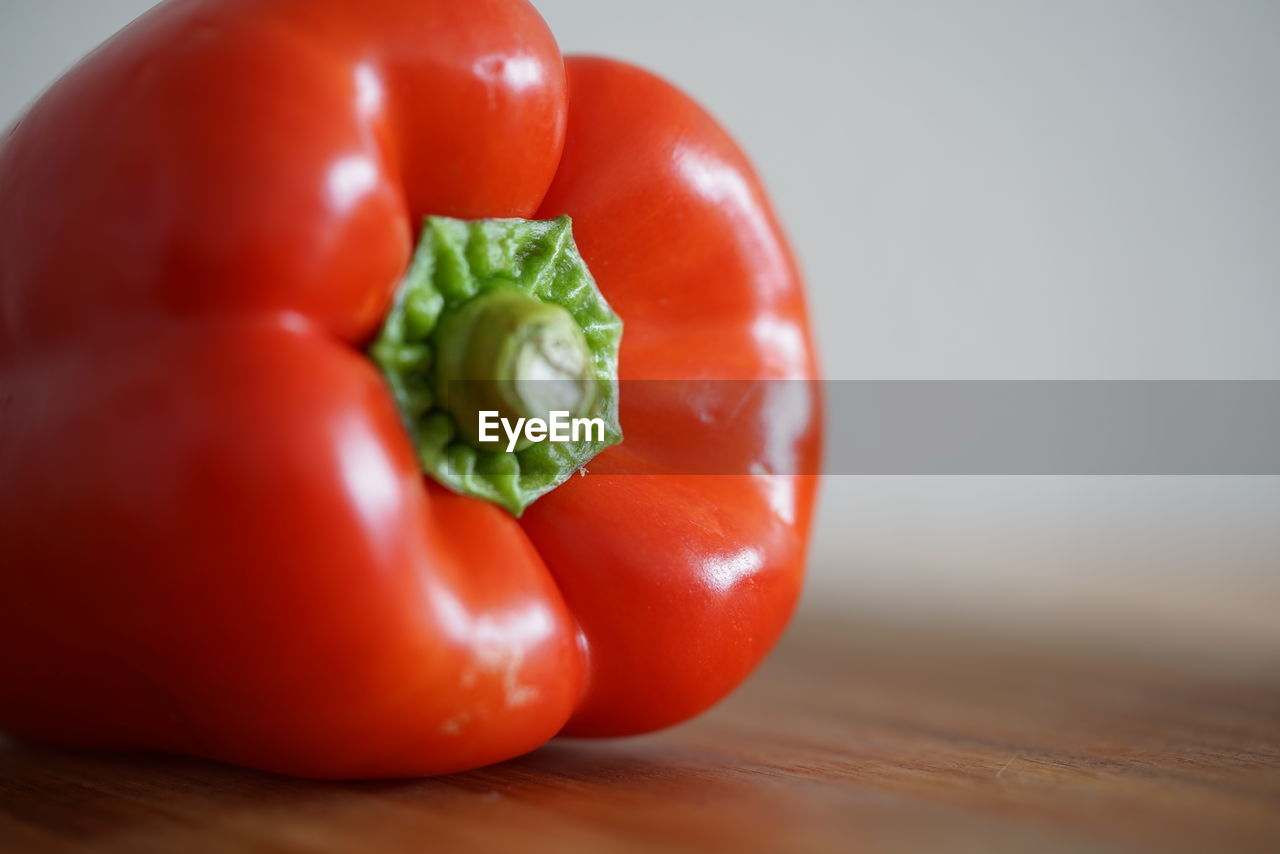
[3,0,1277,646]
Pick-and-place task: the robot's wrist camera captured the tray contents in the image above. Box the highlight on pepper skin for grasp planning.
[0,0,820,779]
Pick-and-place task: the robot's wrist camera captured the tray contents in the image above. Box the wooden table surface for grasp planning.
[2,612,1277,853]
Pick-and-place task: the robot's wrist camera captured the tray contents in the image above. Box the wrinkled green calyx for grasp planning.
[370,216,623,516]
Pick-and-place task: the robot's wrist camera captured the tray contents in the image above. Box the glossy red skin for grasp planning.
[0,0,820,778]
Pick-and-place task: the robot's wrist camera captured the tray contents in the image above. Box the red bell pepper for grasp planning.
[0,0,821,778]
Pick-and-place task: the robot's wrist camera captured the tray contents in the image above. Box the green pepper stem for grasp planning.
[369,215,622,517]
[434,286,597,448]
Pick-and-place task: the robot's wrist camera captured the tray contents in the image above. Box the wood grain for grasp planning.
[1,612,1277,853]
